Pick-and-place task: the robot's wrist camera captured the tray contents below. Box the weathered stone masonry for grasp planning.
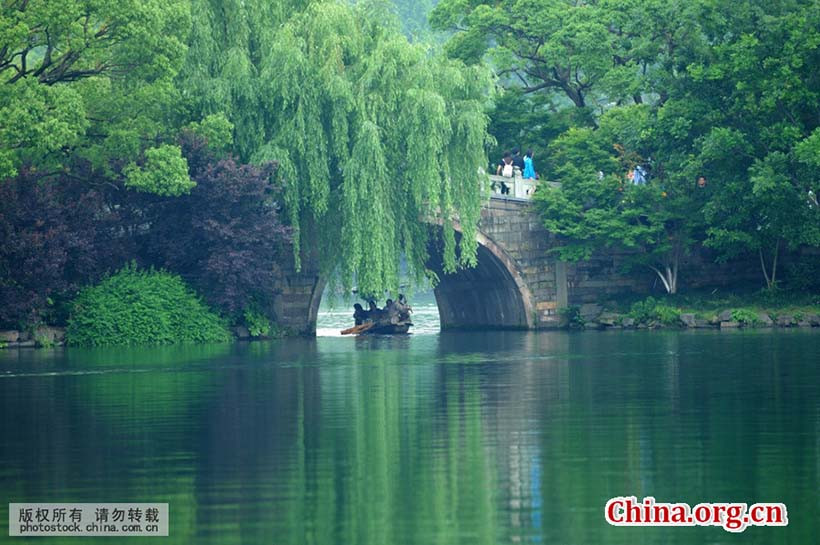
[272,197,798,334]
[448,198,564,329]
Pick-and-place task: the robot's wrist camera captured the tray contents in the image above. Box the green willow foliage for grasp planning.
[67,264,231,347]
[178,0,492,297]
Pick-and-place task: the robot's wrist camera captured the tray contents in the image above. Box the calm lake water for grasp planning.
[1,325,818,544]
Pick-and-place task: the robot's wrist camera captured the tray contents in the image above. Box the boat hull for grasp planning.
[360,323,412,335]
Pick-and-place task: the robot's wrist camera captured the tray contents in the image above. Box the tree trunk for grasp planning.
[670,259,678,294]
[648,265,674,294]
[561,80,586,108]
[758,241,780,289]
[649,253,679,294]
[759,247,770,288]
[771,240,779,287]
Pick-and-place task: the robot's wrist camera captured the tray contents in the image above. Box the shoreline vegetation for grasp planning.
[562,291,820,330]
[2,292,818,350]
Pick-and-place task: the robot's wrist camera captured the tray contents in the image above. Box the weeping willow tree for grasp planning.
[178,0,491,298]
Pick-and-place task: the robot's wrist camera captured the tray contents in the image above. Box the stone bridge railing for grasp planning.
[487,174,560,202]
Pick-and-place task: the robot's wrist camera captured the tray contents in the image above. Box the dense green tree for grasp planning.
[66,263,231,346]
[691,3,820,287]
[535,106,703,293]
[432,0,669,108]
[0,0,192,190]
[442,0,820,292]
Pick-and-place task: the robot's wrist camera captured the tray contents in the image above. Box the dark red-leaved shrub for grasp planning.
[0,135,292,328]
[0,173,125,328]
[137,134,292,315]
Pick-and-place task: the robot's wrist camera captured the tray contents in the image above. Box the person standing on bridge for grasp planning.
[523,149,536,180]
[495,151,513,195]
[496,151,514,177]
[512,147,525,175]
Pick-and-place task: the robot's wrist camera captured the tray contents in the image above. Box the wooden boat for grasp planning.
[341,300,413,335]
[364,322,412,335]
[340,320,413,336]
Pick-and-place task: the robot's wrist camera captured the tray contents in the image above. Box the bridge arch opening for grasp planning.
[307,229,534,334]
[426,231,534,331]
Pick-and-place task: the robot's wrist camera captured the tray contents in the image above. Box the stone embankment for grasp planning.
[2,308,818,349]
[0,325,274,348]
[0,327,66,348]
[573,303,820,330]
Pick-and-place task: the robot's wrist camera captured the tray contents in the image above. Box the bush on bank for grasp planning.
[66,264,231,347]
[628,297,681,326]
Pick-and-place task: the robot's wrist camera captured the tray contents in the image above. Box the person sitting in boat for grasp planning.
[384,299,398,324]
[353,303,367,325]
[396,294,412,322]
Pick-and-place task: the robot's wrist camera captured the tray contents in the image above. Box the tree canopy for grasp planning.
[435,0,820,291]
[1,0,493,328]
[1,0,192,188]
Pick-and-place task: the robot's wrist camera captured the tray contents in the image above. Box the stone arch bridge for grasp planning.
[273,179,651,334]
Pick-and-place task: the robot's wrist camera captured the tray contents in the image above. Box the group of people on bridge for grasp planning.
[495,147,537,195]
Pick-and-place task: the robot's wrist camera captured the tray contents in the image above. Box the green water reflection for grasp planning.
[1,330,818,544]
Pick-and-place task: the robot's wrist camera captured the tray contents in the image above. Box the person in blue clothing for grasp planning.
[523,149,536,180]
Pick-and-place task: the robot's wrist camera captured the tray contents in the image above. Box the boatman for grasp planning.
[353,303,367,325]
